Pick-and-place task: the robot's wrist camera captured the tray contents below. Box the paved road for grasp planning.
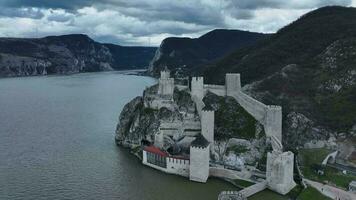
[304,179,356,200]
[328,163,356,176]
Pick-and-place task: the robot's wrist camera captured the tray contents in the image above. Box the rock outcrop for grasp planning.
[0,34,156,77]
[148,29,269,77]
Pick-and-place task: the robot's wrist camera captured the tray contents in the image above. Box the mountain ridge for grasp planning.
[148,29,269,77]
[0,34,156,77]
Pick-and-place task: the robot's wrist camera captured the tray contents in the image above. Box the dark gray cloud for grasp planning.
[0,7,44,19]
[0,0,354,46]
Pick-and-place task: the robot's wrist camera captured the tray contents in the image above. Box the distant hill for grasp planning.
[0,34,156,77]
[148,29,269,77]
[203,6,356,146]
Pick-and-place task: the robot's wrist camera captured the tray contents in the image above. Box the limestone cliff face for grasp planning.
[0,34,156,77]
[115,85,186,148]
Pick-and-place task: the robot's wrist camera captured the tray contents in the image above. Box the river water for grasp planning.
[0,72,237,200]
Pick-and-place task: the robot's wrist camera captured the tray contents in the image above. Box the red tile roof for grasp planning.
[144,146,169,157]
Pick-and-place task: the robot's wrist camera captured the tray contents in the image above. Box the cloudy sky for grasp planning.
[0,0,355,46]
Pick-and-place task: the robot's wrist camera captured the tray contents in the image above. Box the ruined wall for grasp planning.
[189,145,210,182]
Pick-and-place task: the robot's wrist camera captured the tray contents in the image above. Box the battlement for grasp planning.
[202,108,214,112]
[192,77,204,82]
[267,105,282,111]
[160,68,171,79]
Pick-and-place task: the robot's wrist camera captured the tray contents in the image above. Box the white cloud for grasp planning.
[0,0,354,46]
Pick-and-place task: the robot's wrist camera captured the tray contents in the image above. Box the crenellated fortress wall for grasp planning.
[190,73,282,143]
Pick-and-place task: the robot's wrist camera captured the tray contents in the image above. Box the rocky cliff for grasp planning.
[148,29,269,77]
[0,34,156,77]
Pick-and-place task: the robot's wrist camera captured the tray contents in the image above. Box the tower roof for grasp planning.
[191,134,209,148]
[163,66,170,72]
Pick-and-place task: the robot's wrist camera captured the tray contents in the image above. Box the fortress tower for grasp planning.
[266,151,296,195]
[189,134,210,183]
[226,73,241,96]
[191,77,204,100]
[158,68,174,98]
[201,109,214,144]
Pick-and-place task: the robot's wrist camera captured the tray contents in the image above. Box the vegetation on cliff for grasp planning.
[199,6,356,143]
[148,29,269,77]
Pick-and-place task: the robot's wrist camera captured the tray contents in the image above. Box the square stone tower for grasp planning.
[226,73,241,96]
[201,109,214,144]
[266,151,296,195]
[191,77,204,100]
[158,68,174,98]
[189,134,210,183]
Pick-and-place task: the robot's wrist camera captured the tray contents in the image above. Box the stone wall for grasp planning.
[176,84,189,91]
[191,95,205,117]
[144,98,175,110]
[166,157,190,177]
[143,150,190,177]
[209,167,252,181]
[191,73,283,145]
[189,145,210,182]
[204,84,226,96]
[201,110,215,143]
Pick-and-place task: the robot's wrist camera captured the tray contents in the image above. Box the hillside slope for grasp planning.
[148,29,269,77]
[0,34,156,77]
[203,6,356,146]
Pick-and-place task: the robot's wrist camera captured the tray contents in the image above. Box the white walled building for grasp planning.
[142,146,190,177]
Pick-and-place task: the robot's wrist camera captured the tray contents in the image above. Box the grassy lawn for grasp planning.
[249,189,289,200]
[297,187,332,200]
[299,148,356,189]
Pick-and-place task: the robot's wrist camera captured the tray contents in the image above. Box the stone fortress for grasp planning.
[141,68,296,198]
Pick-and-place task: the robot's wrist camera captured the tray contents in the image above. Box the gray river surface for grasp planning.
[0,72,237,200]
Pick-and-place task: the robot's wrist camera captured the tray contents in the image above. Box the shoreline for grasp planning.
[0,68,152,79]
